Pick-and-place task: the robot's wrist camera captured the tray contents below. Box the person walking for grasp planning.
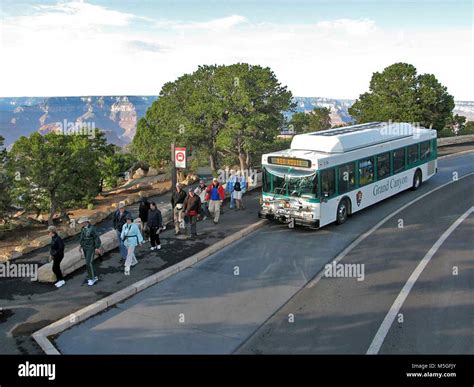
[234,173,247,210]
[232,178,243,210]
[147,202,163,251]
[138,197,150,235]
[171,183,187,235]
[120,214,144,275]
[206,177,225,224]
[226,169,237,209]
[195,180,210,220]
[78,217,102,286]
[48,226,65,288]
[113,202,130,262]
[183,188,201,239]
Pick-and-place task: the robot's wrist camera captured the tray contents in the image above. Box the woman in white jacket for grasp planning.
[120,214,144,275]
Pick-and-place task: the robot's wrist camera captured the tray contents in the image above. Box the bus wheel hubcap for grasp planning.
[339,205,346,219]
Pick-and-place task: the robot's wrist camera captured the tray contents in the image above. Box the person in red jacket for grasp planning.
[205,178,225,224]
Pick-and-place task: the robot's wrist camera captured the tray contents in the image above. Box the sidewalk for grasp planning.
[0,191,260,354]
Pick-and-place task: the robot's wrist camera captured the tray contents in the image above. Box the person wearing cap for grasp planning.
[48,226,65,288]
[171,183,187,235]
[183,188,201,239]
[113,202,131,261]
[78,217,102,286]
[205,177,225,224]
[120,214,144,275]
[195,180,210,220]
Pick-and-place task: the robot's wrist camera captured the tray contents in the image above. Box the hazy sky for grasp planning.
[0,0,472,99]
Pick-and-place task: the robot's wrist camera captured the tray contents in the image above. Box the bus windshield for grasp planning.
[263,165,318,199]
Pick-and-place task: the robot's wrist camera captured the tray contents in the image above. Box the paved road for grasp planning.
[238,175,473,354]
[56,152,474,354]
[0,189,259,354]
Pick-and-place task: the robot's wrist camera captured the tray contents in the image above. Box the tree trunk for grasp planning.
[209,153,217,173]
[245,151,251,169]
[238,153,248,172]
[48,202,56,226]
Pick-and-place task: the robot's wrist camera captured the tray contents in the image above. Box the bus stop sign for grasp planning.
[175,147,186,169]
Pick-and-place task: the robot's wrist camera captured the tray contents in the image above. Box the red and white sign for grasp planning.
[175,147,186,169]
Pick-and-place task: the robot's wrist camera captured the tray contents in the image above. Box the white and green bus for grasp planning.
[259,122,437,228]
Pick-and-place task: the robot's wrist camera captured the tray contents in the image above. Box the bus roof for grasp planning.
[290,122,436,154]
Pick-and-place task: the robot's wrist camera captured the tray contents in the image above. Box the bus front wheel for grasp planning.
[412,170,422,191]
[336,199,349,225]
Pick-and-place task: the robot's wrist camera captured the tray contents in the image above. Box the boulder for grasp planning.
[30,235,52,248]
[14,245,36,255]
[132,168,146,179]
[147,167,159,176]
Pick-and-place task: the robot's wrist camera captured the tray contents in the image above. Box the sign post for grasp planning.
[171,142,177,189]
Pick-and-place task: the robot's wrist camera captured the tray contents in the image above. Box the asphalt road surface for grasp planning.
[55,152,474,354]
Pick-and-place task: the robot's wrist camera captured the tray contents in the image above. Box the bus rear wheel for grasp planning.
[412,170,422,191]
[336,199,349,225]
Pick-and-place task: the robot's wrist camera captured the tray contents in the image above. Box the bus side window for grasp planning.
[358,157,374,186]
[321,169,336,197]
[420,141,431,160]
[408,144,419,165]
[392,148,405,174]
[376,153,390,180]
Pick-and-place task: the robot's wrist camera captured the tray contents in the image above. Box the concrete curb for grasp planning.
[32,217,268,354]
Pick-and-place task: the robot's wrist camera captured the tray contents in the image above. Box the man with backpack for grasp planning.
[234,172,247,210]
[171,183,187,235]
[206,178,225,224]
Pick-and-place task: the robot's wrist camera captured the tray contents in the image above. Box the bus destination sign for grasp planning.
[267,156,311,168]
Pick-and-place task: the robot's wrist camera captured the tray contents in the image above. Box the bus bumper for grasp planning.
[258,210,320,228]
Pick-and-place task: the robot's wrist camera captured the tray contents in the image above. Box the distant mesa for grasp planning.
[0,96,472,148]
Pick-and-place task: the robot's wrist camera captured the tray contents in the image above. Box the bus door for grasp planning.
[319,168,339,227]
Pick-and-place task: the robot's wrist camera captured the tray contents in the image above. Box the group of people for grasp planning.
[48,174,247,288]
[171,173,246,237]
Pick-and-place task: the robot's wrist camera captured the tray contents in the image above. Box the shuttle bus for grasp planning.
[259,122,437,228]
